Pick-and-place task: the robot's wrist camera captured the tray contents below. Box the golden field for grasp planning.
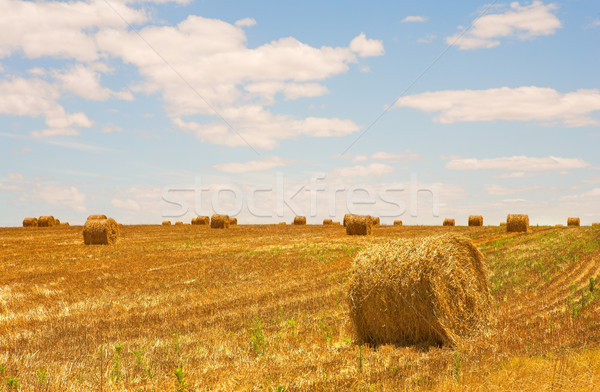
[0,224,599,391]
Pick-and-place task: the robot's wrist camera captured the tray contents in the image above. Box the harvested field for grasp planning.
[0,225,599,391]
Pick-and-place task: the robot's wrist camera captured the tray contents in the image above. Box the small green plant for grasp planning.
[6,377,19,390]
[110,344,124,384]
[275,386,286,392]
[286,319,296,337]
[319,320,333,345]
[249,317,266,355]
[174,367,187,392]
[453,351,462,380]
[37,369,48,386]
[590,276,595,293]
[358,345,364,373]
[0,364,5,376]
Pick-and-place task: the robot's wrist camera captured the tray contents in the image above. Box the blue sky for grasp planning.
[1,0,599,226]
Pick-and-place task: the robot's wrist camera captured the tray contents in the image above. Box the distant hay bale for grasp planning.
[506,214,529,233]
[393,220,403,226]
[323,219,333,225]
[372,217,380,226]
[87,214,107,221]
[555,224,563,227]
[55,219,60,225]
[567,217,580,227]
[443,219,455,227]
[162,221,171,226]
[175,221,183,226]
[343,214,351,227]
[23,217,38,227]
[38,216,56,227]
[332,221,341,226]
[499,222,507,227]
[346,214,372,236]
[279,222,286,225]
[593,223,600,227]
[229,217,238,225]
[83,218,119,245]
[192,216,210,225]
[468,215,483,227]
[60,222,70,227]
[293,216,306,225]
[348,234,492,346]
[211,214,230,229]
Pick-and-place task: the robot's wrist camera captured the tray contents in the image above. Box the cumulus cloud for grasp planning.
[53,64,134,101]
[446,1,561,50]
[213,156,295,173]
[333,163,394,178]
[559,188,600,201]
[446,156,591,171]
[33,184,87,213]
[349,33,385,57]
[372,150,422,162]
[394,86,600,127]
[235,17,256,27]
[112,198,141,211]
[484,184,541,195]
[401,16,428,23]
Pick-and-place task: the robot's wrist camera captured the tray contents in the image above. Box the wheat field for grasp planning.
[0,224,599,391]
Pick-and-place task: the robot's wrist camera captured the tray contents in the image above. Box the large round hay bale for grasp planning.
[87,214,107,221]
[567,217,580,227]
[468,215,483,227]
[323,219,333,225]
[23,217,38,227]
[506,214,529,233]
[229,217,238,225]
[211,214,230,229]
[191,216,210,225]
[293,216,306,225]
[38,216,56,227]
[343,214,351,227]
[162,220,171,226]
[393,220,403,226]
[346,214,372,236]
[348,234,492,346]
[372,217,380,226]
[83,218,119,245]
[443,218,455,227]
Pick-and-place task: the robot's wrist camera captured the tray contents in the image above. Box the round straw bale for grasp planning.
[468,215,483,227]
[162,221,171,226]
[23,217,38,227]
[38,216,56,227]
[345,214,372,236]
[83,218,119,245]
[348,233,492,346]
[343,214,351,227]
[293,216,306,225]
[323,219,333,225]
[567,217,580,227]
[393,220,403,226]
[279,222,286,225]
[211,214,230,229]
[499,222,507,227]
[229,217,238,225]
[372,217,380,226]
[60,222,70,227]
[191,216,210,225]
[87,214,107,221]
[55,219,60,225]
[175,221,183,226]
[506,214,529,233]
[443,218,455,227]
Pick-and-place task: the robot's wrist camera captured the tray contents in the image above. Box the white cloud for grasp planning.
[446,1,561,50]
[333,163,394,178]
[244,81,329,104]
[213,156,295,173]
[394,86,600,127]
[484,184,541,195]
[493,171,535,179]
[559,188,600,201]
[372,150,421,162]
[34,184,87,213]
[0,76,93,133]
[101,123,123,133]
[30,128,80,138]
[401,16,428,23]
[351,155,369,163]
[349,33,385,57]
[235,17,256,27]
[53,64,134,101]
[446,156,591,171]
[417,34,436,44]
[111,198,141,211]
[0,0,148,61]
[6,172,25,181]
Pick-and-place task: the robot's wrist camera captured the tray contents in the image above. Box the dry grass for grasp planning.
[443,218,455,227]
[593,223,600,227]
[346,214,372,235]
[507,214,529,233]
[348,234,491,346]
[210,214,230,229]
[82,218,119,245]
[567,217,580,227]
[0,225,599,390]
[468,215,483,227]
[293,216,307,225]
